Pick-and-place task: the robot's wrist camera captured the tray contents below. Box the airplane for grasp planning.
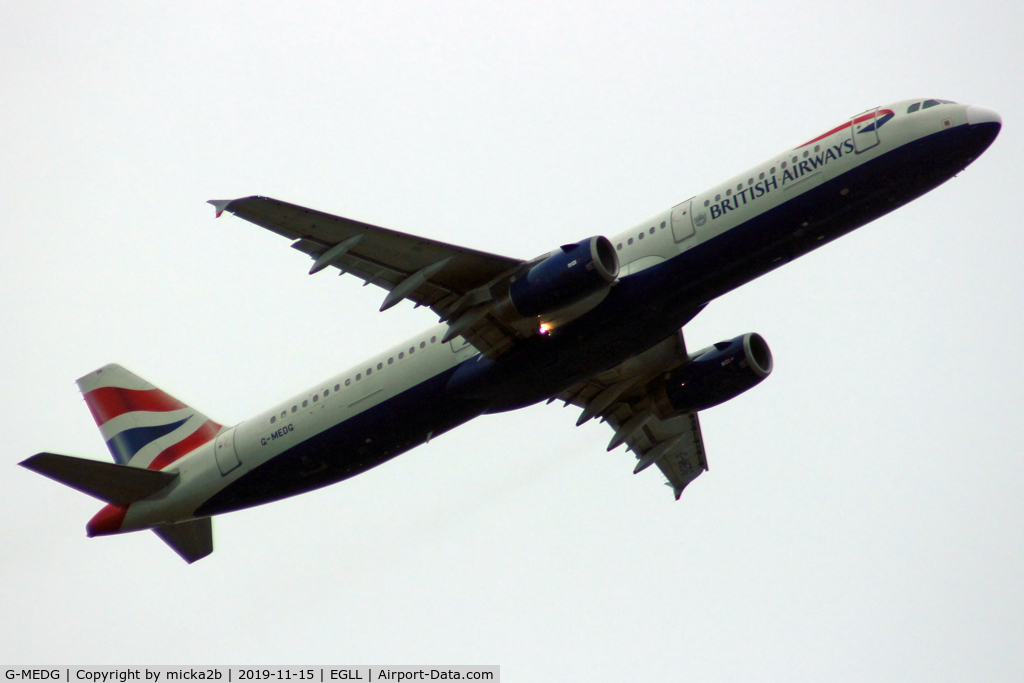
[21,98,1001,563]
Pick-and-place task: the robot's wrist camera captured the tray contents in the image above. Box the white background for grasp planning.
[2,1,1022,680]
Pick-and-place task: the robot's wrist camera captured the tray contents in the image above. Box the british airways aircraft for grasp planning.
[22,98,1001,563]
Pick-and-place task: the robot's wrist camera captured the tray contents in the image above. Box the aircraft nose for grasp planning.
[966,105,1001,127]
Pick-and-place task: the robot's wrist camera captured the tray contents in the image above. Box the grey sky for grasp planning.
[2,1,1022,680]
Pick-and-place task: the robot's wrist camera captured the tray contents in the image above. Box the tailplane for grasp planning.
[20,452,177,504]
[153,519,213,564]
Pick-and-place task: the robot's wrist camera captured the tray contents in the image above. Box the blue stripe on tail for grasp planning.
[106,417,192,464]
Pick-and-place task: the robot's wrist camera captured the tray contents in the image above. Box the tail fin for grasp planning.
[18,364,222,563]
[77,364,222,470]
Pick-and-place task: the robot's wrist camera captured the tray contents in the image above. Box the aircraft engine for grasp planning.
[507,236,619,316]
[653,333,773,415]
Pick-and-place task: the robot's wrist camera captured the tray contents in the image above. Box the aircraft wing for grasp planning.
[210,196,527,357]
[557,332,708,499]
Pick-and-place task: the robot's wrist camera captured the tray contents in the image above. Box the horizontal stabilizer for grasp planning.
[20,452,177,505]
[153,518,213,564]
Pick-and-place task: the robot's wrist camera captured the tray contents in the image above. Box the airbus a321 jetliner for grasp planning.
[22,99,1000,562]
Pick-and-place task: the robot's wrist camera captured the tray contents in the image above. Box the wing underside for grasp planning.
[211,196,527,356]
[557,332,709,499]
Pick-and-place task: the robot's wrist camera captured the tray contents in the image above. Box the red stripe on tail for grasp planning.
[83,387,188,426]
[148,420,222,470]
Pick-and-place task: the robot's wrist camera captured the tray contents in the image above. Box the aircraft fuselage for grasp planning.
[26,99,1003,552]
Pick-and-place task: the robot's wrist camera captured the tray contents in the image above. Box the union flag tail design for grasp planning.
[77,364,222,470]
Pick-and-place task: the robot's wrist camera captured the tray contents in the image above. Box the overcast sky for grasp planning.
[3,1,1022,680]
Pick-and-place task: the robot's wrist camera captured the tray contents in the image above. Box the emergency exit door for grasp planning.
[852,107,880,153]
[214,426,241,475]
[670,198,695,243]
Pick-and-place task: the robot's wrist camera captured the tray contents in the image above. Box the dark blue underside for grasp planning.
[196,121,999,517]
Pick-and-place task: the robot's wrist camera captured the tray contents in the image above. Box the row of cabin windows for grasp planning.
[616,221,667,250]
[702,144,827,206]
[268,335,439,424]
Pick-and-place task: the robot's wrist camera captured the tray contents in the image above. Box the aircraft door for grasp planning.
[852,107,880,153]
[670,198,696,243]
[214,427,241,475]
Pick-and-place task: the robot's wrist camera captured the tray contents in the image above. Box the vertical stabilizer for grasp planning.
[77,364,222,470]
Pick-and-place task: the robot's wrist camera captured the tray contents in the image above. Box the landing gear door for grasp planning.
[214,427,241,475]
[670,198,696,243]
[852,107,880,153]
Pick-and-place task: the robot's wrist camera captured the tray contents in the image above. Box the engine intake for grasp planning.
[507,236,618,317]
[654,333,773,415]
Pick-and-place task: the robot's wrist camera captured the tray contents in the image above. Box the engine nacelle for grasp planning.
[653,333,773,415]
[507,236,619,317]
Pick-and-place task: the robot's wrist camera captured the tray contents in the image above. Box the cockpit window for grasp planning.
[909,99,956,114]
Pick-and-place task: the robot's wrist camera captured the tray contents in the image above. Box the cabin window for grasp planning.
[377,362,383,370]
[334,384,340,391]
[638,233,644,240]
[770,167,776,174]
[781,162,787,169]
[281,411,286,419]
[814,145,821,153]
[660,221,666,229]
[748,178,753,185]
[803,151,809,158]
[366,368,372,375]
[356,373,361,381]
[312,395,318,403]
[302,400,308,408]
[270,416,276,424]
[291,406,297,413]
[410,346,415,354]
[324,389,329,396]
[704,199,710,207]
[649,227,655,234]
[420,341,426,348]
[616,243,623,250]
[791,156,798,164]
[726,189,732,196]
[736,184,742,191]
[628,238,634,245]
[430,336,437,343]
[345,379,351,386]
[388,358,393,365]
[399,352,404,359]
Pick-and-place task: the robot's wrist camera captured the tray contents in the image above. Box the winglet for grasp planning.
[207,199,234,218]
